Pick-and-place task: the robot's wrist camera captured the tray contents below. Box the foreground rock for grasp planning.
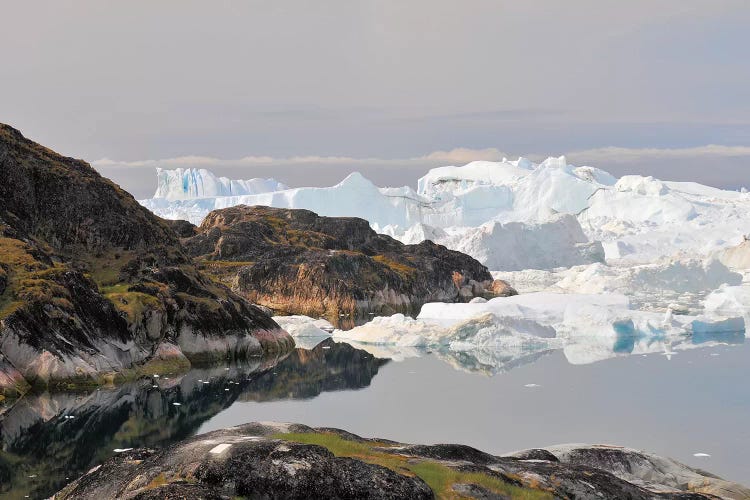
[180,205,514,320]
[0,124,292,395]
[55,422,749,499]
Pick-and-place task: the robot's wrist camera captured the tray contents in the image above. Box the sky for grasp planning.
[2,1,749,198]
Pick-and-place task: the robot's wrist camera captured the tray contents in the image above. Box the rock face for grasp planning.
[0,124,292,395]
[54,422,750,500]
[181,205,505,320]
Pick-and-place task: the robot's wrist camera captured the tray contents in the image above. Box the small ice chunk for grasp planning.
[113,448,133,453]
[693,452,711,457]
[172,402,181,406]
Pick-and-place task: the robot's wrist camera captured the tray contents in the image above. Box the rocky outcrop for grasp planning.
[181,205,511,321]
[54,422,750,499]
[0,124,292,395]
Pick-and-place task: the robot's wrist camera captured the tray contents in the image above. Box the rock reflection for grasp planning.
[0,339,388,499]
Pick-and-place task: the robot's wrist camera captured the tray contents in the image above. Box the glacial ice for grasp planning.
[139,156,750,359]
[282,302,744,374]
[153,168,288,200]
[140,156,750,274]
[273,315,334,337]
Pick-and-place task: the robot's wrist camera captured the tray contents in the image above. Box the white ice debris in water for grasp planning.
[693,453,711,457]
[329,290,745,367]
[172,402,181,406]
[273,315,334,337]
[113,448,133,453]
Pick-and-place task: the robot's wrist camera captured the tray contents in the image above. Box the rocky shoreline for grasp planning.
[53,421,750,499]
[0,124,293,395]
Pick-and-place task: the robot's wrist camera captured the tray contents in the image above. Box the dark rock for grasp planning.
[452,482,510,500]
[183,205,497,320]
[132,482,223,500]
[54,423,749,500]
[164,219,198,238]
[393,443,500,466]
[509,448,559,462]
[0,123,293,392]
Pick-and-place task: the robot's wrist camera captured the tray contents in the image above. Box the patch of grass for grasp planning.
[136,355,191,378]
[100,283,131,294]
[372,254,417,278]
[86,251,135,288]
[273,432,552,500]
[0,237,51,317]
[145,472,168,490]
[105,291,162,323]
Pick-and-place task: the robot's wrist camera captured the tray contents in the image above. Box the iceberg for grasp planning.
[153,168,287,200]
[272,315,334,338]
[140,156,750,273]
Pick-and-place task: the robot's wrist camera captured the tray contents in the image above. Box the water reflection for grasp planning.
[0,339,387,499]
[338,330,745,376]
[0,331,745,498]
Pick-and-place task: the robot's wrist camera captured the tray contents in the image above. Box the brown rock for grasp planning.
[490,279,518,297]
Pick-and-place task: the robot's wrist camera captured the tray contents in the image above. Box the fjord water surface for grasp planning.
[1,337,748,498]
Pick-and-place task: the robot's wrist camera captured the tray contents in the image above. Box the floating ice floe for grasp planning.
[273,315,335,337]
[327,291,746,370]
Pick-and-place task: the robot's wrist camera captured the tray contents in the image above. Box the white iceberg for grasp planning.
[140,156,750,272]
[154,167,287,200]
[273,315,334,337]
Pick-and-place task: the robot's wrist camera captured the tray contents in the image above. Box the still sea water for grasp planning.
[1,334,748,498]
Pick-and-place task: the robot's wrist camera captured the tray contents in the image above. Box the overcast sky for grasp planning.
[2,1,749,197]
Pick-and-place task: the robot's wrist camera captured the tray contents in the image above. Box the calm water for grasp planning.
[1,335,748,498]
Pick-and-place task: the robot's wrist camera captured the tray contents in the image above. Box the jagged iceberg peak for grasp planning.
[153,167,288,200]
[334,171,380,190]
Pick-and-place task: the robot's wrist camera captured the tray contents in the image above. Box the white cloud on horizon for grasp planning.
[93,144,750,171]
